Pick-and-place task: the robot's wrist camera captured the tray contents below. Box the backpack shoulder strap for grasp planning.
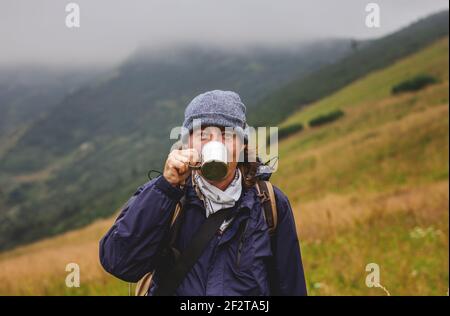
[255,180,281,295]
[134,196,185,296]
[169,196,185,245]
[255,180,278,235]
[170,197,184,226]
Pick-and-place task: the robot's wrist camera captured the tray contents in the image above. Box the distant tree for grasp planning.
[268,123,304,144]
[391,74,438,94]
[309,110,345,127]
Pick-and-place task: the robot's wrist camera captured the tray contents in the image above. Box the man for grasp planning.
[99,90,307,296]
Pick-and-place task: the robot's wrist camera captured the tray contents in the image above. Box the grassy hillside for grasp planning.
[0,37,447,296]
[0,217,125,295]
[271,36,449,295]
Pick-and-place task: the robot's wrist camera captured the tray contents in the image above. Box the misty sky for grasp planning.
[0,0,448,67]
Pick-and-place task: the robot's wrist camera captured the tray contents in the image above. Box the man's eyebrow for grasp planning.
[200,126,225,132]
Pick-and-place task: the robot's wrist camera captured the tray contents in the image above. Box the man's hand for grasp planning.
[163,148,200,187]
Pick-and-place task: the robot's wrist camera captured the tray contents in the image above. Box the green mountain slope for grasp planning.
[250,10,449,126]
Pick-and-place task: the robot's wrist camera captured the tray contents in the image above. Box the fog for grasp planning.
[0,0,448,67]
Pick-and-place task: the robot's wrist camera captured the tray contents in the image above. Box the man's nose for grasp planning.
[209,130,223,143]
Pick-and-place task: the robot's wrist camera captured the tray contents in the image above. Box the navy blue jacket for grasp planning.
[99,175,307,296]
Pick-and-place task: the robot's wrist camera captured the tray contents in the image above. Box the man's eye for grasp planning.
[223,132,234,140]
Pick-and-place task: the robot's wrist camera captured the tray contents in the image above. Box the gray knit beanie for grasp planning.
[181,90,248,142]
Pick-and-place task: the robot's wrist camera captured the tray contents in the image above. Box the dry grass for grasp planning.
[299,184,449,295]
[294,180,448,242]
[0,217,124,295]
[275,99,448,204]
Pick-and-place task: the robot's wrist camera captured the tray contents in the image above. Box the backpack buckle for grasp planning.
[257,191,270,203]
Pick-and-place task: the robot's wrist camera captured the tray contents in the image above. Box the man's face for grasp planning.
[188,125,244,180]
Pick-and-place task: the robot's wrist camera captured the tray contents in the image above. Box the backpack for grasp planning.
[133,179,278,296]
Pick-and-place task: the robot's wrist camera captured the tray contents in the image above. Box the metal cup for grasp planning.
[199,141,228,181]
